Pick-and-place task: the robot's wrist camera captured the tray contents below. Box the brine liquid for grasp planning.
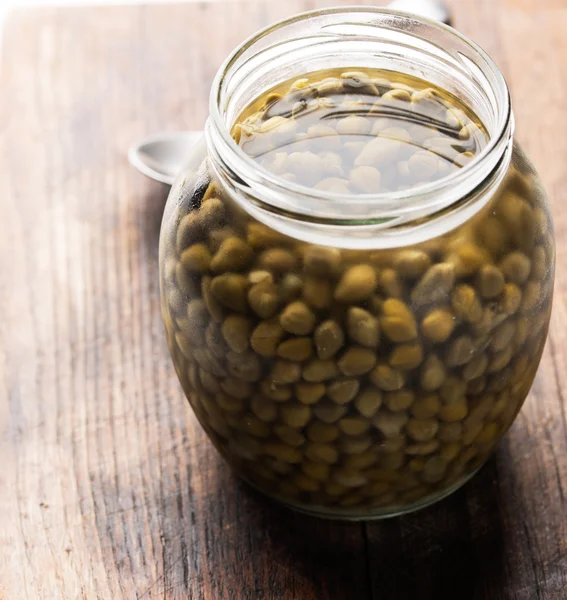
[232,68,489,194]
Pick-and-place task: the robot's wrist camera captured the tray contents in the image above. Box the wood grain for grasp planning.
[0,1,566,598]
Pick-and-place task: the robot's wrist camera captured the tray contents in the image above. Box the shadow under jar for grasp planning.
[159,8,555,519]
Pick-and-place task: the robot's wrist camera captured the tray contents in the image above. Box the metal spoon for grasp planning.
[129,0,451,186]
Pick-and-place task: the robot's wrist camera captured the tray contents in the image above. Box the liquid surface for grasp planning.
[233,69,489,194]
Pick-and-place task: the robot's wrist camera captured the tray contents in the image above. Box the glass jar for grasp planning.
[158,8,555,519]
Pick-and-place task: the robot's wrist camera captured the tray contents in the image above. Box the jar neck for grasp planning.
[206,7,514,249]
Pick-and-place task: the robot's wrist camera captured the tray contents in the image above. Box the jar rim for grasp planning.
[208,6,512,228]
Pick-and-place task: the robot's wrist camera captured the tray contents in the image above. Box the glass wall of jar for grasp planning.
[159,8,555,519]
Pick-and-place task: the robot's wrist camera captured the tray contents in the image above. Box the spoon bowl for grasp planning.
[128,130,203,185]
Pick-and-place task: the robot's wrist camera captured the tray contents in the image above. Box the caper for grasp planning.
[347,307,380,347]
[302,276,332,310]
[260,380,292,402]
[335,265,378,303]
[445,335,475,367]
[411,394,441,419]
[406,418,438,442]
[408,151,438,179]
[373,411,408,437]
[276,337,313,362]
[314,320,345,360]
[383,88,411,103]
[279,274,303,302]
[180,243,212,272]
[370,363,406,391]
[338,346,377,376]
[395,250,431,279]
[280,403,312,428]
[250,319,284,357]
[355,137,401,167]
[210,274,249,312]
[258,247,297,273]
[250,395,278,423]
[314,178,350,193]
[248,280,280,319]
[280,301,317,335]
[327,378,360,404]
[452,284,483,324]
[337,115,371,135]
[306,443,339,465]
[296,382,326,405]
[501,251,534,290]
[476,265,505,298]
[521,281,541,313]
[349,166,382,193]
[303,246,342,277]
[303,359,340,382]
[439,399,468,422]
[313,401,348,424]
[286,152,324,185]
[421,308,456,343]
[389,343,423,370]
[411,263,455,307]
[221,315,252,353]
[446,242,491,277]
[385,389,415,412]
[354,388,383,418]
[211,237,253,272]
[269,360,302,385]
[380,298,417,342]
[378,269,405,299]
[202,276,224,323]
[420,354,446,391]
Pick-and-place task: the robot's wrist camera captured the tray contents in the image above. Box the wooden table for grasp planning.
[1,0,566,598]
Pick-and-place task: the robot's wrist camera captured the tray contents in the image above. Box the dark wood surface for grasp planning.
[1,1,566,598]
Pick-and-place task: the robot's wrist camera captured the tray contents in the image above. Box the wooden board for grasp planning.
[0,0,566,598]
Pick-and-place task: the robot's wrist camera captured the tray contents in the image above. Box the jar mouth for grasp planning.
[208,6,512,227]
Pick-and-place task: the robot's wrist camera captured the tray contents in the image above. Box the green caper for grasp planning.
[314,320,345,360]
[354,388,383,418]
[327,378,360,404]
[180,243,212,272]
[210,274,249,312]
[277,337,314,361]
[248,280,280,319]
[250,319,284,357]
[280,301,317,335]
[303,246,342,277]
[499,251,531,284]
[335,265,378,303]
[302,276,332,310]
[211,237,253,272]
[389,343,423,370]
[269,360,302,385]
[452,284,483,324]
[370,363,406,391]
[338,346,377,376]
[419,355,446,391]
[380,299,417,342]
[346,307,380,348]
[221,315,252,353]
[394,250,431,279]
[411,263,455,307]
[258,247,298,273]
[303,359,340,382]
[421,308,456,343]
[296,382,326,405]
